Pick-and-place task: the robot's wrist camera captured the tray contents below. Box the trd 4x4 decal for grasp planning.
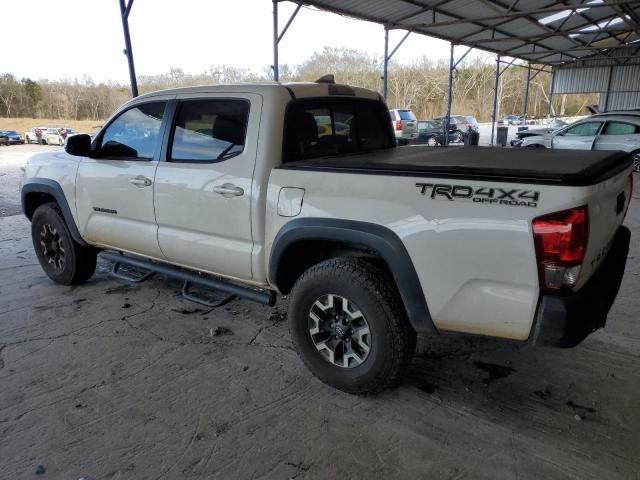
[415,182,539,207]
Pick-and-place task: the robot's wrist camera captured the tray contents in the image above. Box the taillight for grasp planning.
[533,206,589,290]
[395,120,402,130]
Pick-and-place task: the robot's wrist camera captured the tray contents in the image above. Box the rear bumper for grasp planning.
[531,225,630,348]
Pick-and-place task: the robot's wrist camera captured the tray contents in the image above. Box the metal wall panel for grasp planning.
[553,67,609,93]
[611,65,640,92]
[599,92,640,111]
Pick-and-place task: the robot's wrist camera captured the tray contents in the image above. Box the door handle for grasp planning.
[213,183,244,197]
[130,176,152,187]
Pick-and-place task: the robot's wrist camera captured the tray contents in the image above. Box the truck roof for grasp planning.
[134,82,383,102]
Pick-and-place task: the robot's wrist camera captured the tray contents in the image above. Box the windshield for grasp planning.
[46,129,58,134]
[283,98,394,163]
[5,130,17,135]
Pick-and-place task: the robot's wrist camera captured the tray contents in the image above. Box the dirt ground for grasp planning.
[1,145,639,479]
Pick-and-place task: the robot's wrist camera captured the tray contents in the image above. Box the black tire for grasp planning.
[451,130,463,143]
[288,258,416,394]
[31,202,97,285]
[631,149,640,173]
[427,136,438,147]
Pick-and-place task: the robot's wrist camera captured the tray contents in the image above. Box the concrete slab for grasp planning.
[1,147,639,479]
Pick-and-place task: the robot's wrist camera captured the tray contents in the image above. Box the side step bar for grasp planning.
[100,251,276,306]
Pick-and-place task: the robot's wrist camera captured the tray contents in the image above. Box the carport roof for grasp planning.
[293,0,640,66]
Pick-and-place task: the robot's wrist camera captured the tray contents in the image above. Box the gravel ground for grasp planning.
[0,144,61,217]
[0,146,639,479]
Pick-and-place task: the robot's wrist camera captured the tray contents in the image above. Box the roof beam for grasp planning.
[397,0,640,29]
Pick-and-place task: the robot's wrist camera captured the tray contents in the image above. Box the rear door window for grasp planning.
[602,121,639,135]
[170,99,249,162]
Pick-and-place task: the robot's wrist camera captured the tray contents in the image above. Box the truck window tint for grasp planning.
[284,99,394,162]
[171,99,249,162]
[101,102,166,159]
[602,122,638,135]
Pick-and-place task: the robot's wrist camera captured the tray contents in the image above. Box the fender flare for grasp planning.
[21,177,87,246]
[269,218,436,334]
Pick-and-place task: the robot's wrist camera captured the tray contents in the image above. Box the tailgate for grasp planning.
[578,167,633,289]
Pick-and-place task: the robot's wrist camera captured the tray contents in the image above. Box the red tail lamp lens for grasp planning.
[533,206,589,289]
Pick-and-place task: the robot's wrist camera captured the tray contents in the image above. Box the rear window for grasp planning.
[283,98,394,163]
[398,110,416,121]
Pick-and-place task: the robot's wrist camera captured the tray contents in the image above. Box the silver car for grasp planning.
[389,108,418,146]
[522,113,640,172]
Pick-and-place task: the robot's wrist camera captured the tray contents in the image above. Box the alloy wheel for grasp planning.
[40,223,65,270]
[308,294,371,368]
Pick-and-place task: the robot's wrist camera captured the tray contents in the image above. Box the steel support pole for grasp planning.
[382,28,389,99]
[490,55,500,145]
[548,68,556,116]
[523,63,531,125]
[119,0,138,98]
[273,0,279,81]
[445,42,454,146]
[604,65,614,112]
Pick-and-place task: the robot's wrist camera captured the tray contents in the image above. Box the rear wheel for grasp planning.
[451,131,463,143]
[31,203,97,285]
[632,149,640,173]
[288,258,416,394]
[427,136,438,147]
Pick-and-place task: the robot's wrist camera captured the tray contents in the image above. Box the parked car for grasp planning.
[389,108,418,145]
[502,114,523,125]
[414,120,445,146]
[521,114,640,172]
[432,115,479,143]
[43,128,67,146]
[511,118,569,146]
[0,132,9,146]
[25,127,50,145]
[0,130,25,144]
[20,80,633,394]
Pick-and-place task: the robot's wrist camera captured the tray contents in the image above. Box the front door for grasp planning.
[551,121,603,150]
[154,93,261,281]
[75,99,170,259]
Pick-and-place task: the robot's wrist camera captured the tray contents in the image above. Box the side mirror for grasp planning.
[65,134,91,157]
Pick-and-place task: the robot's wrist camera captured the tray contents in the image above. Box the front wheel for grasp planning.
[288,258,416,394]
[31,203,97,285]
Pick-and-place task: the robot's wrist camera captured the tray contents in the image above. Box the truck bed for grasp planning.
[279,146,632,186]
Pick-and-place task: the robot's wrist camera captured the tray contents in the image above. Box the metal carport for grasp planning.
[117,0,640,144]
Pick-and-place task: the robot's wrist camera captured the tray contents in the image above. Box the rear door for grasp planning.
[594,120,640,152]
[75,99,170,258]
[552,121,603,150]
[153,93,260,281]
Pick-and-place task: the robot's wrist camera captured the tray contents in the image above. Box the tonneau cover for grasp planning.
[279,147,632,186]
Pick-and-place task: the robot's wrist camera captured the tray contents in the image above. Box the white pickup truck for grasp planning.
[20,80,633,394]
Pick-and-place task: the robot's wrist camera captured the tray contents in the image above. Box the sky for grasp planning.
[0,0,479,83]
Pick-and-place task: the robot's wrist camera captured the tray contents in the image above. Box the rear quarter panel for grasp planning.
[266,167,603,341]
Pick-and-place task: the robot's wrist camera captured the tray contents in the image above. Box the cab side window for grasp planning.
[170,99,249,162]
[100,102,166,159]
